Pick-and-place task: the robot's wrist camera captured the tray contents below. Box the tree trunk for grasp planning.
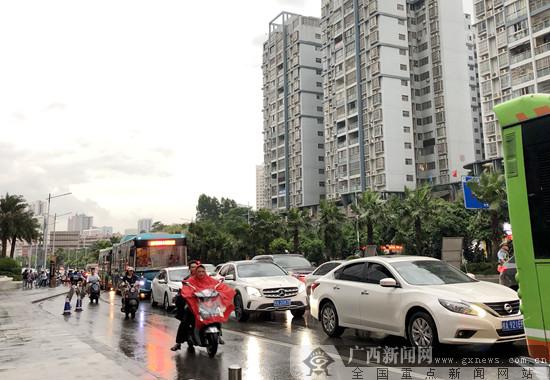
[0,238,7,257]
[293,228,299,254]
[367,221,374,245]
[9,235,17,258]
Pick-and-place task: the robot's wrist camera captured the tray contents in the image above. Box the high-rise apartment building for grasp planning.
[474,0,550,159]
[138,218,152,233]
[67,213,93,233]
[262,12,325,210]
[256,165,267,209]
[321,0,479,200]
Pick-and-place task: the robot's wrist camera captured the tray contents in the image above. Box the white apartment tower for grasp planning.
[262,12,325,210]
[67,213,93,233]
[474,0,550,159]
[321,0,479,199]
[138,218,152,233]
[256,165,267,209]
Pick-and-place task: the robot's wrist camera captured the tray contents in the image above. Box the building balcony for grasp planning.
[510,50,532,65]
[535,42,550,56]
[538,66,550,79]
[511,72,535,86]
[530,0,550,15]
[532,18,550,34]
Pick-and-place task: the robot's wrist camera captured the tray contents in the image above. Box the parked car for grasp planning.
[151,266,189,311]
[218,260,308,321]
[252,254,315,282]
[305,260,344,296]
[498,256,518,291]
[135,269,160,299]
[310,256,524,347]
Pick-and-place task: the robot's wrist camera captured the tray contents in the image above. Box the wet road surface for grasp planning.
[37,290,537,380]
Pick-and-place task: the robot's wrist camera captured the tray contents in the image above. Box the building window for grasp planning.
[319,168,325,174]
[317,131,324,136]
[397,4,404,10]
[319,181,325,187]
[406,174,414,181]
[318,143,324,148]
[402,95,409,101]
[316,58,322,63]
[405,158,413,165]
[403,126,411,133]
[317,106,323,111]
[401,80,408,86]
[399,34,406,40]
[399,49,407,55]
[400,64,407,71]
[318,156,324,161]
[315,33,321,39]
[405,142,412,149]
[398,19,405,25]
[402,111,410,117]
[316,94,322,100]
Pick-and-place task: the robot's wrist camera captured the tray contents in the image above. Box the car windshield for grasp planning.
[237,262,287,278]
[168,269,189,282]
[391,260,476,285]
[272,256,312,268]
[138,271,159,281]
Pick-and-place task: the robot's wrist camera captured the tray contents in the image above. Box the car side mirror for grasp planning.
[466,273,476,280]
[379,278,398,288]
[224,274,235,281]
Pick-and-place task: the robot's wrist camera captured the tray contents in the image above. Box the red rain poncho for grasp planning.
[181,274,236,329]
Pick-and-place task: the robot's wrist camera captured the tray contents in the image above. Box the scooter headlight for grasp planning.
[139,280,145,286]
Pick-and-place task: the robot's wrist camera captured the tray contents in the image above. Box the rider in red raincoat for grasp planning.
[181,265,236,330]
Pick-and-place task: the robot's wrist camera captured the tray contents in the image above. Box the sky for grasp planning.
[0,0,473,233]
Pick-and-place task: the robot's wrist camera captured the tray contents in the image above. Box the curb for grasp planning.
[31,291,68,304]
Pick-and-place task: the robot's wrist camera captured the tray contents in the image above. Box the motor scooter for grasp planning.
[121,280,139,319]
[183,280,229,358]
[89,282,100,304]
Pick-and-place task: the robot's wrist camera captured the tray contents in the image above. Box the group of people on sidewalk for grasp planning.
[22,269,48,289]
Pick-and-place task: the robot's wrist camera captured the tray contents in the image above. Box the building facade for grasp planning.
[67,213,94,233]
[262,12,325,210]
[256,165,267,209]
[321,0,479,201]
[474,0,550,159]
[138,218,152,233]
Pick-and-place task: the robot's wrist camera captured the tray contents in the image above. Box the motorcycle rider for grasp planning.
[86,267,101,295]
[120,267,139,312]
[171,260,199,351]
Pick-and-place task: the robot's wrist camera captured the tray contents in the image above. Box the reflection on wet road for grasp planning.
[39,291,530,380]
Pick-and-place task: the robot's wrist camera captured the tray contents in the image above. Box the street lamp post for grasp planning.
[42,192,72,269]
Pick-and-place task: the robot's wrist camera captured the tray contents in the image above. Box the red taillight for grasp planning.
[311,282,320,293]
[497,265,507,273]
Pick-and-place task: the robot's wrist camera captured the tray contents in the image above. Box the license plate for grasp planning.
[273,299,291,307]
[502,319,523,332]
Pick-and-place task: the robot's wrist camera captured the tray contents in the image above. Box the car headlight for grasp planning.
[169,286,180,293]
[298,283,306,293]
[139,280,145,286]
[246,286,261,297]
[439,299,486,317]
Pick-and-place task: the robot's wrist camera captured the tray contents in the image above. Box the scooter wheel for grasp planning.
[131,312,136,319]
[206,334,219,358]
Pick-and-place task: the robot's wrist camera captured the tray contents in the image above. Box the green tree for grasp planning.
[352,190,382,245]
[269,237,291,254]
[399,186,438,256]
[299,237,325,265]
[150,221,167,233]
[468,170,508,260]
[319,200,346,260]
[9,210,40,259]
[196,194,221,221]
[249,209,284,255]
[0,194,34,258]
[285,208,309,254]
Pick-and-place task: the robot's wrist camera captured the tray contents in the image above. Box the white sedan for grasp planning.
[310,256,525,347]
[150,266,189,311]
[218,261,308,322]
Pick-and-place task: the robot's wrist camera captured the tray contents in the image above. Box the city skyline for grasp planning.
[1,1,473,232]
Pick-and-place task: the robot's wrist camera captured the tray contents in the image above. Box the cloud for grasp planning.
[274,0,307,6]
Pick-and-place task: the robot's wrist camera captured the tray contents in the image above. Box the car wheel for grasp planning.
[320,302,345,337]
[234,293,249,322]
[407,311,439,347]
[151,292,158,307]
[291,309,305,318]
[163,293,170,311]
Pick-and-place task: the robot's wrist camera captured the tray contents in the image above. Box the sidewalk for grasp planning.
[0,287,159,380]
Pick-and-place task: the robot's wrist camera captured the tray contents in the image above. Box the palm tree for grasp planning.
[0,194,28,258]
[352,190,381,245]
[286,208,309,254]
[319,200,346,260]
[9,211,41,258]
[468,170,508,260]
[400,186,437,256]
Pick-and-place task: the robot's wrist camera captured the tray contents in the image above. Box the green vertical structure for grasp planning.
[494,94,550,361]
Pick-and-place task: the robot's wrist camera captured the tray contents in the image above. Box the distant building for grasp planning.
[124,228,138,235]
[138,218,153,233]
[31,200,46,216]
[48,231,81,251]
[68,213,94,233]
[256,165,267,209]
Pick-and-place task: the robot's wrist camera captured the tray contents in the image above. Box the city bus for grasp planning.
[111,233,187,290]
[494,94,550,361]
[98,247,114,290]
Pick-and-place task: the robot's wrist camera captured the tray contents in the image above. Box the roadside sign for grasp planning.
[462,176,489,209]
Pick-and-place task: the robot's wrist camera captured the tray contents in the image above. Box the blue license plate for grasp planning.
[273,299,291,307]
[502,319,523,332]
